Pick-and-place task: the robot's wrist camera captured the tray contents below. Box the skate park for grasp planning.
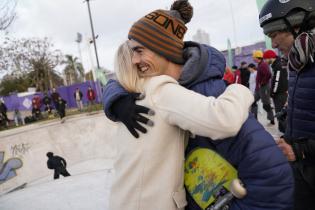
[0,0,300,208]
[0,112,117,210]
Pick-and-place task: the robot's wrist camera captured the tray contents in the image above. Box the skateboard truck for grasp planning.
[207,178,247,210]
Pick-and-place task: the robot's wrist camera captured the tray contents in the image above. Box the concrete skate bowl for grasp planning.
[0,112,118,195]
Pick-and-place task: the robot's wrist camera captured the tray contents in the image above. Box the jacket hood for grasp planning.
[179,41,226,88]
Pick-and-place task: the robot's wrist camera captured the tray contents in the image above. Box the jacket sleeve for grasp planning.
[271,61,283,94]
[227,117,294,210]
[102,79,130,121]
[149,76,254,140]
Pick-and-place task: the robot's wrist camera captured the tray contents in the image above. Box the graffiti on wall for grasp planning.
[0,152,23,184]
[11,143,31,157]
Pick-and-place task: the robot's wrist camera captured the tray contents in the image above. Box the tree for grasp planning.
[0,37,64,91]
[62,55,85,85]
[0,76,30,96]
[0,0,16,30]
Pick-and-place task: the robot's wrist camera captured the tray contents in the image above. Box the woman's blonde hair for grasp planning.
[114,41,144,93]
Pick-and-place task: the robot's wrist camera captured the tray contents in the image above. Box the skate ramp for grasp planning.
[0,112,118,194]
[0,166,113,210]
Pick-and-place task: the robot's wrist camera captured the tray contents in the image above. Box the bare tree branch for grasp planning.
[0,0,17,30]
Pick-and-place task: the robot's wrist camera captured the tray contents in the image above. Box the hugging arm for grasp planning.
[102,79,153,138]
[150,77,254,139]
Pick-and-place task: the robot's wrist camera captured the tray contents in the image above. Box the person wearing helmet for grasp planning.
[260,1,315,209]
[252,50,275,125]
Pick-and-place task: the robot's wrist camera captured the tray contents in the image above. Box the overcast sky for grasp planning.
[3,0,265,72]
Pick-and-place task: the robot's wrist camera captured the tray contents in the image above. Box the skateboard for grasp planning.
[185,148,246,210]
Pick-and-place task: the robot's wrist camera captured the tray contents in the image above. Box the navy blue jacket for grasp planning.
[103,42,294,210]
[286,62,315,140]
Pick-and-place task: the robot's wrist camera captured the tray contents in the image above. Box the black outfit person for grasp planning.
[0,101,9,124]
[56,97,67,119]
[46,152,71,179]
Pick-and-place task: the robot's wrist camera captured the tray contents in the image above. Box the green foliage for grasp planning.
[62,55,85,85]
[0,76,30,96]
[0,37,64,91]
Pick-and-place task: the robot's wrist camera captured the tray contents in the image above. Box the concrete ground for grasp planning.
[0,111,117,210]
[256,101,283,141]
[0,160,113,210]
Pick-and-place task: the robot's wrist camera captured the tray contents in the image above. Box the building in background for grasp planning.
[192,29,210,45]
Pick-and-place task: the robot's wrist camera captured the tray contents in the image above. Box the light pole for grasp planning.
[75,32,83,63]
[83,0,100,69]
[75,32,85,82]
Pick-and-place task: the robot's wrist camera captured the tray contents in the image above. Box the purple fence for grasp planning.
[0,80,103,111]
[221,41,268,67]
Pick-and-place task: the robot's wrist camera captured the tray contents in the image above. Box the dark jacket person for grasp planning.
[46,152,70,179]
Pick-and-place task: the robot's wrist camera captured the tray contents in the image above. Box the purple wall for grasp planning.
[0,80,103,111]
[222,41,267,67]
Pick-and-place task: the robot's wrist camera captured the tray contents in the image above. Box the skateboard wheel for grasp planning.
[230,178,247,199]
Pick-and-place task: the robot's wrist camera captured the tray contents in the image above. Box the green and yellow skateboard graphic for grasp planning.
[185,148,240,210]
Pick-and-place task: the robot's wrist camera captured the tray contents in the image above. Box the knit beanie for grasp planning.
[263,49,277,59]
[128,0,193,64]
[252,50,264,59]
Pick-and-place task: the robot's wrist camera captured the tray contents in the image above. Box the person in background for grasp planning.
[0,99,9,126]
[50,88,60,110]
[32,94,41,110]
[46,152,70,180]
[42,92,53,115]
[248,63,258,119]
[253,50,275,125]
[232,65,241,84]
[260,0,315,209]
[248,63,257,95]
[56,96,67,123]
[73,88,83,112]
[87,86,96,112]
[263,49,288,132]
[31,94,42,120]
[223,66,235,86]
[239,61,250,88]
[13,109,24,126]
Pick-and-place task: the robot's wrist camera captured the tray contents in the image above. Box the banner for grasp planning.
[95,68,107,86]
[227,38,233,68]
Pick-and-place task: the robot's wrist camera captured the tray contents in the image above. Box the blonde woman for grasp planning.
[108,41,253,210]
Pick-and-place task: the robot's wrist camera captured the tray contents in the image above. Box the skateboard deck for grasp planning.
[185,148,238,209]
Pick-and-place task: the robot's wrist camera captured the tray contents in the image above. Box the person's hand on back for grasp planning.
[112,93,154,138]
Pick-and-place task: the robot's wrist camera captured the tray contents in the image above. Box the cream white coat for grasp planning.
[109,75,253,210]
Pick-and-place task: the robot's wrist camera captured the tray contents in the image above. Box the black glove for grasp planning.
[111,93,154,138]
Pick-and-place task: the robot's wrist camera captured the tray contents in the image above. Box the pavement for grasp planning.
[0,161,113,210]
[256,101,283,141]
[0,104,282,210]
